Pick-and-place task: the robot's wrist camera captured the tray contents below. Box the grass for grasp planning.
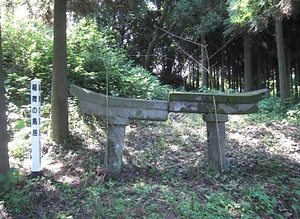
[1,101,300,219]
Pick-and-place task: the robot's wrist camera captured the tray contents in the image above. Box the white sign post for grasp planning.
[31,78,41,174]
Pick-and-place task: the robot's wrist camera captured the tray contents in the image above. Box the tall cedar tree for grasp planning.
[51,0,69,143]
[275,0,291,100]
[243,31,253,91]
[0,12,10,175]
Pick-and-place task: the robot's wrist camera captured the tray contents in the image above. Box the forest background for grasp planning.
[0,0,300,218]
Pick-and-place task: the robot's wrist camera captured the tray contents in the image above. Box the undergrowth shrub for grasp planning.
[68,19,170,100]
[258,96,292,114]
[0,168,24,215]
[3,19,53,105]
[0,168,20,197]
[0,169,33,216]
[244,185,277,214]
[285,102,300,122]
[3,18,170,108]
[255,96,300,123]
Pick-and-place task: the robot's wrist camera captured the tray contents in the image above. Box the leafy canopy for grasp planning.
[227,0,271,31]
[173,0,225,36]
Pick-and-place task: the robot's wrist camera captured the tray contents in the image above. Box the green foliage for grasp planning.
[286,102,300,123]
[1,177,35,216]
[2,19,53,105]
[258,96,286,114]
[5,73,32,106]
[226,0,271,32]
[0,168,21,197]
[173,0,225,35]
[6,103,31,159]
[68,19,170,100]
[3,18,170,106]
[7,104,30,132]
[255,96,300,123]
[244,185,277,214]
[3,6,300,218]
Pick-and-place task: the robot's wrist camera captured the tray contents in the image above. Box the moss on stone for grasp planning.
[169,89,270,104]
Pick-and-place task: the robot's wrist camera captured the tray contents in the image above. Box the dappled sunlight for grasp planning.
[170,144,179,152]
[227,115,300,166]
[4,107,300,218]
[2,0,300,217]
[4,111,300,218]
[124,113,208,175]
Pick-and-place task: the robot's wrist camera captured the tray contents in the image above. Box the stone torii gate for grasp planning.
[70,85,269,176]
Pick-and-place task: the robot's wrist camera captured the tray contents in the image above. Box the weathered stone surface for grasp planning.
[70,85,169,121]
[78,100,169,121]
[105,123,126,176]
[70,84,169,176]
[169,89,270,103]
[70,84,270,175]
[169,101,259,114]
[169,89,269,114]
[106,117,129,126]
[203,114,228,171]
[203,114,228,122]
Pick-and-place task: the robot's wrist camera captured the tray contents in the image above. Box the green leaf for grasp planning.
[0,174,6,182]
[7,168,18,184]
[13,120,27,131]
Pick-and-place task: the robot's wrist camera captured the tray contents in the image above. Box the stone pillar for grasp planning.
[105,117,129,177]
[202,114,228,172]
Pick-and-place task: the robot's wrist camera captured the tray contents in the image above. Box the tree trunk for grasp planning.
[263,51,268,88]
[275,16,291,100]
[275,68,280,97]
[295,52,300,100]
[221,42,225,91]
[243,32,253,92]
[162,46,175,85]
[201,34,208,88]
[286,48,292,94]
[233,63,238,90]
[144,1,174,71]
[256,48,261,89]
[295,62,299,100]
[0,13,10,175]
[195,61,200,90]
[144,28,159,71]
[51,0,69,143]
[228,68,231,89]
[216,66,220,90]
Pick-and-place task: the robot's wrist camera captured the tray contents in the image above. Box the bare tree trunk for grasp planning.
[295,61,299,100]
[221,41,225,91]
[51,0,69,143]
[275,16,291,100]
[263,50,267,88]
[228,66,231,90]
[0,12,10,175]
[243,32,253,91]
[201,34,208,88]
[256,48,261,89]
[286,48,292,94]
[144,1,174,71]
[144,28,159,71]
[275,68,280,96]
[196,61,200,89]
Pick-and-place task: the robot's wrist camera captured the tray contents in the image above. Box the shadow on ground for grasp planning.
[2,114,300,218]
